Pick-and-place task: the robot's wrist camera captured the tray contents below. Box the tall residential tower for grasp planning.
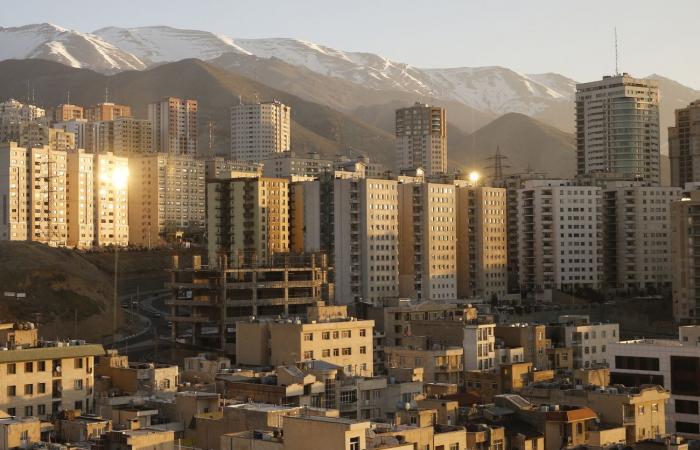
[576,74,660,185]
[231,101,290,163]
[395,103,447,176]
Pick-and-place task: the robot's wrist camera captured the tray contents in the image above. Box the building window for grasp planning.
[675,400,699,415]
[450,444,460,450]
[342,331,352,338]
[7,408,15,417]
[74,401,83,411]
[7,386,16,396]
[322,332,330,340]
[349,437,360,450]
[342,348,352,356]
[38,383,46,394]
[24,384,33,395]
[360,346,367,354]
[38,361,46,372]
[303,333,313,341]
[360,329,367,337]
[74,358,83,369]
[37,404,45,416]
[322,349,330,358]
[333,349,339,356]
[25,362,33,373]
[676,421,700,434]
[303,351,314,359]
[74,379,83,390]
[333,331,339,339]
[25,406,32,417]
[7,363,16,375]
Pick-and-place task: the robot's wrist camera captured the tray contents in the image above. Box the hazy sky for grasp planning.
[3,0,699,88]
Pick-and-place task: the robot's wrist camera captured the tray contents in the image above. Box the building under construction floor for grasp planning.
[166,252,331,353]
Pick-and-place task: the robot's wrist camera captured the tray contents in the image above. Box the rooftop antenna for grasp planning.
[614,27,620,76]
[104,85,110,103]
[66,90,70,105]
[26,81,31,104]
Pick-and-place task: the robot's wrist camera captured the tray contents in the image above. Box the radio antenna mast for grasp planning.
[614,27,619,76]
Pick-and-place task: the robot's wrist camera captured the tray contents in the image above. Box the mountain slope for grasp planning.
[0,59,395,166]
[0,23,145,72]
[449,113,576,178]
[209,52,494,135]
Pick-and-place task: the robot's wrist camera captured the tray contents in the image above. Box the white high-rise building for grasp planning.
[231,101,290,163]
[395,103,447,176]
[28,146,68,246]
[0,99,45,121]
[333,177,399,305]
[518,180,602,293]
[398,174,457,301]
[576,74,660,185]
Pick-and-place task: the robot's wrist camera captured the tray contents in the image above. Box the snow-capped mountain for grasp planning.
[93,26,250,65]
[0,23,146,72]
[91,26,576,117]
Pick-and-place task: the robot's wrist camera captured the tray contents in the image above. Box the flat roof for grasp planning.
[0,344,105,363]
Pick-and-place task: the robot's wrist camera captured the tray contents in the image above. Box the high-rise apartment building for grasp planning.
[670,100,700,187]
[672,191,700,323]
[455,183,508,300]
[11,123,76,152]
[148,97,197,155]
[231,101,290,162]
[518,180,602,294]
[51,104,84,122]
[602,184,681,291]
[84,102,131,122]
[395,103,447,176]
[206,177,289,265]
[128,154,205,247]
[0,142,28,241]
[28,146,68,246]
[575,74,660,185]
[333,177,399,305]
[494,171,548,292]
[398,175,456,301]
[66,150,95,249]
[94,153,129,246]
[87,118,153,156]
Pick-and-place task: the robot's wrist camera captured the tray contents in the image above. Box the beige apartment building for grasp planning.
[52,104,84,122]
[0,322,104,419]
[495,324,550,371]
[95,350,178,395]
[148,97,197,155]
[384,338,463,384]
[236,305,374,376]
[85,102,132,122]
[398,175,457,301]
[603,184,681,291]
[395,102,447,176]
[333,177,399,305]
[0,142,28,241]
[207,177,289,266]
[14,123,76,152]
[94,152,129,246]
[672,191,700,322]
[128,154,205,247]
[28,146,68,246]
[87,118,153,156]
[0,99,45,122]
[456,183,508,300]
[230,101,291,162]
[670,100,700,187]
[67,149,95,248]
